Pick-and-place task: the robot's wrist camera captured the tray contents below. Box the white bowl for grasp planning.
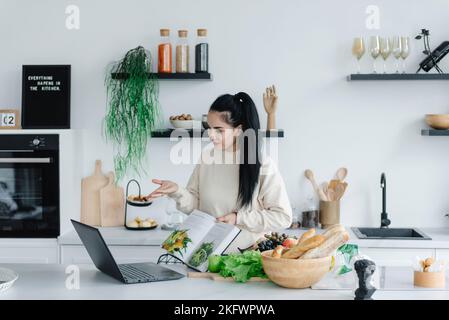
[170,119,202,129]
[0,267,18,293]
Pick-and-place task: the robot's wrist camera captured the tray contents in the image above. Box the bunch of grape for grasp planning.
[257,232,291,252]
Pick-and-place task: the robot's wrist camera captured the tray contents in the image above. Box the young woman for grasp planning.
[145,89,292,251]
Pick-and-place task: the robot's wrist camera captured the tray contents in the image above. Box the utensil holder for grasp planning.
[414,270,446,288]
[319,200,340,228]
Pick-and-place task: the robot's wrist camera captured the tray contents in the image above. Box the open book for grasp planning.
[161,210,241,272]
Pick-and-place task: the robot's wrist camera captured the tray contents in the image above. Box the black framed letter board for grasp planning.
[22,65,71,129]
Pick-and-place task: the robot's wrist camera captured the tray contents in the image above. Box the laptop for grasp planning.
[71,219,185,284]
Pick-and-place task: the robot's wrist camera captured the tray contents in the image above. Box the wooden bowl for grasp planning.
[261,250,332,289]
[425,114,449,130]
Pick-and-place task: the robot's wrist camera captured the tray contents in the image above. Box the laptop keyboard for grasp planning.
[118,264,157,282]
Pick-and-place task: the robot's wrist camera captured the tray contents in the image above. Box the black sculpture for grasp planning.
[415,29,449,74]
[354,259,377,300]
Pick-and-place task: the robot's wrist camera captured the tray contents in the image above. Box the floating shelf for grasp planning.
[347,73,449,81]
[151,129,284,138]
[111,72,212,80]
[421,129,449,136]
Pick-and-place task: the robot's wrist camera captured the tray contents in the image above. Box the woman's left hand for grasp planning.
[217,212,237,225]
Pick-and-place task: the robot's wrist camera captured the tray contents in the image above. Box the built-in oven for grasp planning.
[0,134,59,238]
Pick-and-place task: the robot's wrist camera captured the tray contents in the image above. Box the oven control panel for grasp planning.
[0,134,59,151]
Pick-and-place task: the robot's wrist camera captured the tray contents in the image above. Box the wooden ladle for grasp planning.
[305,169,328,201]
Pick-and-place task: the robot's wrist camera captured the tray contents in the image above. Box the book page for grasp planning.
[162,210,216,261]
[186,222,240,272]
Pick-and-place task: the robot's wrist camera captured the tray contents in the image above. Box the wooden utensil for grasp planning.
[328,179,340,191]
[99,172,125,227]
[334,182,347,200]
[305,169,328,201]
[327,188,336,201]
[187,272,269,282]
[80,160,108,226]
[335,167,348,181]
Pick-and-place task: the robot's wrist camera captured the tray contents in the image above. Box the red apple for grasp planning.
[282,238,298,248]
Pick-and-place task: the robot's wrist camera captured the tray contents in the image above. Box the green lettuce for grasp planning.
[208,251,267,283]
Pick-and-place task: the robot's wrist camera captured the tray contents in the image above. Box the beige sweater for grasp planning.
[168,148,292,252]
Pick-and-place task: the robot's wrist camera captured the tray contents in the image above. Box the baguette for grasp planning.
[298,228,315,243]
[272,245,284,258]
[281,235,325,259]
[300,230,349,259]
[322,224,346,239]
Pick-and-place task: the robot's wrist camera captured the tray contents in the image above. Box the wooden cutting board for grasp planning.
[100,172,125,227]
[80,160,108,226]
[187,271,269,282]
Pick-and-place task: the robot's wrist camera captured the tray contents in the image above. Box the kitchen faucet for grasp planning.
[380,173,391,228]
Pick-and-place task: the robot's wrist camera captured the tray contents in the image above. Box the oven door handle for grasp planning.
[0,158,52,163]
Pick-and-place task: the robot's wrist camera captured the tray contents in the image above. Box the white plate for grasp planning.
[0,267,18,293]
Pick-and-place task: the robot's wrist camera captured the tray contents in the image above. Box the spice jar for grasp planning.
[158,29,172,73]
[176,30,190,73]
[301,197,320,228]
[195,29,209,73]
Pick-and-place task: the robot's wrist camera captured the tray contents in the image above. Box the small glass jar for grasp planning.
[195,28,209,73]
[158,29,172,73]
[176,30,190,73]
[301,197,320,228]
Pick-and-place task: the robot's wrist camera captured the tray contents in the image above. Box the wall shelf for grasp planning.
[111,72,212,80]
[421,129,449,136]
[347,73,449,81]
[151,129,284,138]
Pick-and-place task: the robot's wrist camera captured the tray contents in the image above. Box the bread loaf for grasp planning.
[298,228,315,243]
[322,224,346,239]
[272,245,284,258]
[281,235,325,259]
[300,231,349,259]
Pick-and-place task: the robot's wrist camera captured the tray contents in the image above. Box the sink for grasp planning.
[351,227,432,240]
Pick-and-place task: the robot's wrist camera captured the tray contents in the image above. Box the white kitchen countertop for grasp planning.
[1,263,448,300]
[58,226,449,249]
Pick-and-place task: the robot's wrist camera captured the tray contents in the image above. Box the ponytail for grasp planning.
[209,92,262,209]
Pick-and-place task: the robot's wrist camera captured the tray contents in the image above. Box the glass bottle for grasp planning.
[176,30,190,73]
[158,29,172,73]
[195,29,209,73]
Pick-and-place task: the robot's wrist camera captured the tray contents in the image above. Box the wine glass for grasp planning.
[392,36,402,73]
[380,37,391,73]
[352,37,365,74]
[370,36,381,73]
[401,36,410,74]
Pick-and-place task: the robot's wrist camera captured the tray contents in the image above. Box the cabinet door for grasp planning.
[60,245,165,264]
[0,247,58,264]
[360,248,435,267]
[435,249,449,262]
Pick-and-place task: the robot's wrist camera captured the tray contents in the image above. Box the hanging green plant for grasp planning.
[104,46,161,180]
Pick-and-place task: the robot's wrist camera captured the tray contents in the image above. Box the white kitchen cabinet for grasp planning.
[60,245,164,264]
[435,249,449,262]
[0,240,58,264]
[359,248,436,267]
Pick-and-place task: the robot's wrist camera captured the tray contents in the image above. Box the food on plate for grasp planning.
[162,229,192,256]
[207,251,267,283]
[272,245,284,258]
[281,235,325,259]
[300,230,349,259]
[298,228,316,243]
[127,195,150,202]
[189,242,214,267]
[170,113,193,121]
[127,217,157,228]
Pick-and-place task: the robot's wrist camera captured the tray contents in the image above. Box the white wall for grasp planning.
[1,0,449,232]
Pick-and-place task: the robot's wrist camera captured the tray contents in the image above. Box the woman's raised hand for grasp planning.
[263,85,278,115]
[143,179,178,202]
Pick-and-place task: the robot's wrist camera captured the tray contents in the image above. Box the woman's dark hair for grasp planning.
[209,92,261,209]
